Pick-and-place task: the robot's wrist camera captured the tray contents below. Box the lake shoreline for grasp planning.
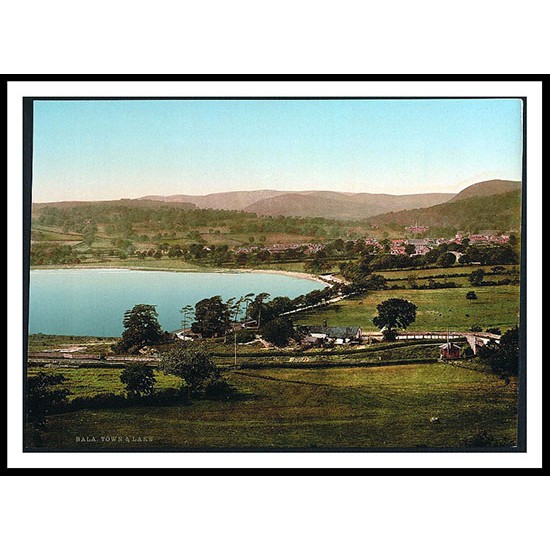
[29,264,332,286]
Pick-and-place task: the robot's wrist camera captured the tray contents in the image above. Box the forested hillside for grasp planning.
[366,190,522,233]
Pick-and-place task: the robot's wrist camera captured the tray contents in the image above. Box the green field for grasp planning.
[292,285,520,332]
[27,366,183,399]
[28,362,517,450]
[377,265,519,281]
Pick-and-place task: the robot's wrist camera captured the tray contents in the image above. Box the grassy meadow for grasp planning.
[292,284,521,333]
[29,362,517,450]
[27,365,183,399]
[377,265,519,281]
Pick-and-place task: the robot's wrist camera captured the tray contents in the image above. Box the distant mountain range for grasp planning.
[140,190,286,211]
[138,179,521,221]
[140,189,454,220]
[34,179,522,233]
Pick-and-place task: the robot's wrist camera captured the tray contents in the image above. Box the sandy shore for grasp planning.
[224,268,332,286]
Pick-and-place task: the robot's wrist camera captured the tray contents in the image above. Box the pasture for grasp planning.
[376,265,519,280]
[27,365,183,399]
[27,362,517,450]
[292,285,521,332]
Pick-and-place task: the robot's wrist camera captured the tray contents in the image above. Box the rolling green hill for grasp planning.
[447,179,521,203]
[366,189,522,232]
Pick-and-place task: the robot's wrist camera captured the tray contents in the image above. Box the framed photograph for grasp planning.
[7,78,543,470]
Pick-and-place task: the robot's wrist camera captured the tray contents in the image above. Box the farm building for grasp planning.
[299,325,363,345]
[439,342,462,360]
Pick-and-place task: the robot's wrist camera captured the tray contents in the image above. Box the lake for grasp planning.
[28,268,326,337]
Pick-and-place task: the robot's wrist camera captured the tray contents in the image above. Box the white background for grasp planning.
[0,1,548,75]
[2,4,546,547]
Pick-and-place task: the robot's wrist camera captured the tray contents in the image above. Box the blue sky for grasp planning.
[32,98,523,202]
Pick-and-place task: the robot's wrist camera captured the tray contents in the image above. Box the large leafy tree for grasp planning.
[160,345,220,396]
[114,304,164,353]
[260,316,296,347]
[436,252,456,267]
[372,298,417,341]
[191,296,231,338]
[120,364,156,398]
[478,326,520,378]
[27,371,70,428]
[468,269,485,286]
[306,257,333,274]
[26,371,70,447]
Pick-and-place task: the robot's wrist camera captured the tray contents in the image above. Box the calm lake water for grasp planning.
[28,268,325,337]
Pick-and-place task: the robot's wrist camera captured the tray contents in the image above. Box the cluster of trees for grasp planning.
[479,326,520,379]
[458,244,518,266]
[235,247,305,266]
[113,298,286,355]
[30,243,82,265]
[408,277,459,290]
[119,346,230,400]
[25,371,71,446]
[34,203,362,252]
[36,203,244,236]
[306,250,333,274]
[189,284,344,342]
[229,215,352,239]
[258,317,297,347]
[159,346,229,398]
[175,241,519,272]
[339,257,389,291]
[339,246,449,275]
[192,296,232,338]
[337,242,519,284]
[26,371,70,429]
[112,283,346,356]
[467,268,519,287]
